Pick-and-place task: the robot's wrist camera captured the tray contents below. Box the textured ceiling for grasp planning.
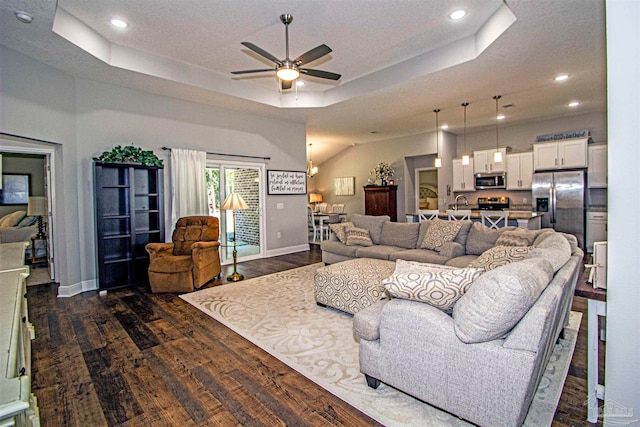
[0,0,606,164]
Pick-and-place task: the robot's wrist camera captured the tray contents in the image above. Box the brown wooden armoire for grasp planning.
[363,185,397,221]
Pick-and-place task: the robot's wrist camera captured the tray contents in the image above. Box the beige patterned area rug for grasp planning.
[181,263,581,427]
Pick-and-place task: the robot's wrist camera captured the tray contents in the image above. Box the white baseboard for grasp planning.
[57,279,97,298]
[264,243,310,258]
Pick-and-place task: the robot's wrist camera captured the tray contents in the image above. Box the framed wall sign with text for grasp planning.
[267,170,307,195]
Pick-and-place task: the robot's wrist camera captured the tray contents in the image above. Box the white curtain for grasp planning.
[170,148,208,227]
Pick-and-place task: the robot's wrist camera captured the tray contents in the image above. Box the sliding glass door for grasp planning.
[206,162,264,264]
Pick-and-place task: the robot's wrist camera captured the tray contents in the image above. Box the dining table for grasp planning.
[313,212,348,241]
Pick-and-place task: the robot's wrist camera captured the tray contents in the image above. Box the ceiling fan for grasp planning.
[231,14,341,90]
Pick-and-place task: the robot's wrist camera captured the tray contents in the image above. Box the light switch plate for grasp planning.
[276,203,284,209]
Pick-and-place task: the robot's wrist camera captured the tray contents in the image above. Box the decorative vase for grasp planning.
[381,179,386,186]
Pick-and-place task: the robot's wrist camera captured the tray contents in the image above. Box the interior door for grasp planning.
[206,162,264,264]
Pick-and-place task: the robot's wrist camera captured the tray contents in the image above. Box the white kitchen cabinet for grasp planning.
[506,152,534,190]
[586,211,608,252]
[452,158,475,192]
[533,138,588,170]
[473,148,507,173]
[588,144,608,188]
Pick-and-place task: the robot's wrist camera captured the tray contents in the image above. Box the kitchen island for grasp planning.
[406,210,544,230]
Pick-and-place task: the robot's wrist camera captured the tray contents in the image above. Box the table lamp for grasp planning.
[27,196,47,239]
[221,192,249,282]
[309,193,323,208]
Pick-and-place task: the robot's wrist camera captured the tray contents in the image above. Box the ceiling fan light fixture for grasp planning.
[277,65,300,81]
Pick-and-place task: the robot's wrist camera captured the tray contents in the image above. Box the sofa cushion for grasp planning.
[345,226,373,246]
[445,255,479,268]
[389,249,449,264]
[380,222,420,249]
[0,210,26,228]
[453,220,473,246]
[453,257,554,343]
[355,245,403,260]
[468,245,536,271]
[420,219,462,251]
[329,221,354,244]
[17,215,38,228]
[532,228,557,246]
[320,240,359,258]
[526,232,572,272]
[351,214,390,244]
[495,228,538,247]
[392,259,456,274]
[383,267,484,310]
[465,222,513,255]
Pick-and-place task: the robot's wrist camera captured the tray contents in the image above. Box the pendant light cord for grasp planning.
[462,102,469,156]
[494,95,502,152]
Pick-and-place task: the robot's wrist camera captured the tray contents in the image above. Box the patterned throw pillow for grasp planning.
[420,219,462,251]
[495,229,537,247]
[383,267,484,310]
[468,245,535,271]
[329,221,354,244]
[345,226,373,246]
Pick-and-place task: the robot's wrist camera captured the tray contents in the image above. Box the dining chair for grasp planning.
[324,214,341,239]
[308,207,322,242]
[316,202,328,213]
[447,209,472,221]
[331,203,345,213]
[418,209,439,221]
[481,211,510,229]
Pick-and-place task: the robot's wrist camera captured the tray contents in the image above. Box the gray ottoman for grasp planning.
[314,258,396,315]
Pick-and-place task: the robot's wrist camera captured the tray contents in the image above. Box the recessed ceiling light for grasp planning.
[568,101,580,107]
[109,18,129,28]
[449,9,467,20]
[296,81,305,86]
[497,115,505,120]
[15,11,33,24]
[555,74,569,82]
[441,124,449,130]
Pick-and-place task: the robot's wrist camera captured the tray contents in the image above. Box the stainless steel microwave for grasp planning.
[475,172,506,189]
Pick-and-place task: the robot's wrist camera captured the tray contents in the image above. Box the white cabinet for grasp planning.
[533,138,588,170]
[588,144,608,188]
[473,148,507,173]
[586,212,608,252]
[506,152,534,190]
[452,158,475,192]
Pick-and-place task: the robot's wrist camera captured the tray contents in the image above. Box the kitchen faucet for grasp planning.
[455,195,469,211]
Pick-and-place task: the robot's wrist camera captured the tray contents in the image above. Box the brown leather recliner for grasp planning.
[145,216,221,293]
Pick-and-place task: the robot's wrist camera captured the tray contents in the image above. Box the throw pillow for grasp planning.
[383,267,484,310]
[468,245,535,271]
[0,210,27,228]
[351,214,390,244]
[495,229,538,247]
[345,226,373,247]
[453,257,554,343]
[419,219,462,251]
[17,215,38,228]
[329,221,354,244]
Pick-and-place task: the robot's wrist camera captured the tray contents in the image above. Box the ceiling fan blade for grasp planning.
[231,69,274,75]
[241,42,283,65]
[300,68,341,80]
[281,80,293,90]
[294,44,332,65]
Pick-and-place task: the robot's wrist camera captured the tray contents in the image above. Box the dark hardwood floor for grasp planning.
[27,245,602,426]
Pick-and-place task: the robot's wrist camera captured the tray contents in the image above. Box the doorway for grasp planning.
[0,138,57,284]
[206,161,264,264]
[415,168,439,211]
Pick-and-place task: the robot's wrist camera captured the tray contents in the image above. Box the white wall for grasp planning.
[1,46,308,296]
[603,1,640,424]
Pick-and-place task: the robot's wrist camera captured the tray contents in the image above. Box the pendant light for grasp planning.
[461,102,470,166]
[434,109,442,168]
[307,143,318,177]
[493,95,503,163]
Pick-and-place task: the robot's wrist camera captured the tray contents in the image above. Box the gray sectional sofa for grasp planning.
[325,214,584,427]
[321,213,554,267]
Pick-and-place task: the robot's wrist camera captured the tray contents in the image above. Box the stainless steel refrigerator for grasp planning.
[532,170,586,248]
